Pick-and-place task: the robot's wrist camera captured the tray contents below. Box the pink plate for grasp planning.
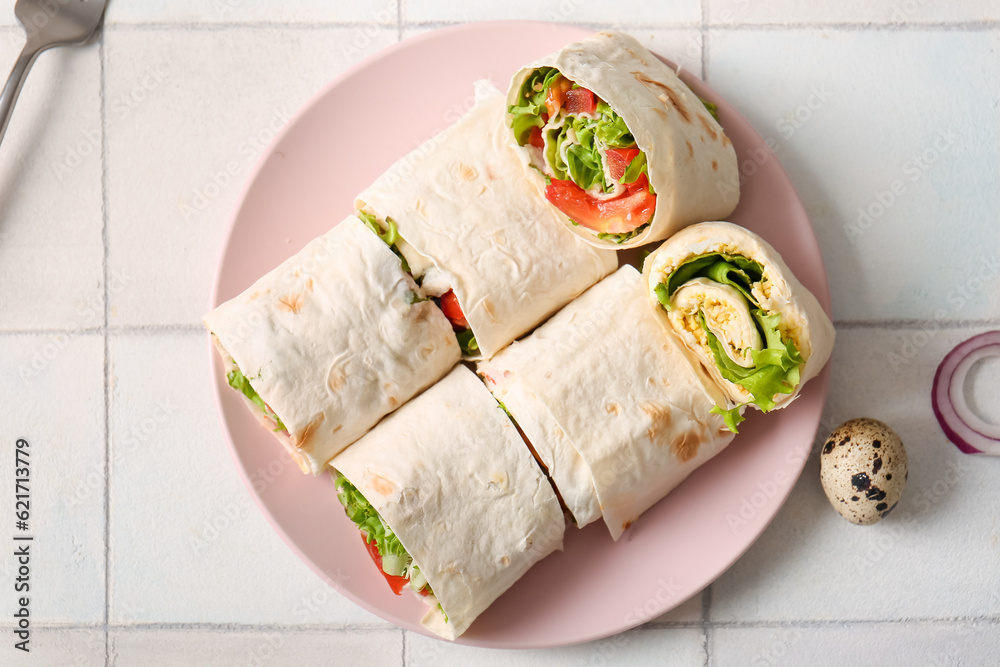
[209,21,833,648]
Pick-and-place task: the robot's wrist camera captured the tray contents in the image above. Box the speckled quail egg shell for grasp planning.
[819,418,908,526]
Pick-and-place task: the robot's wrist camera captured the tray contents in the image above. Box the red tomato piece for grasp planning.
[439,290,468,330]
[565,87,596,114]
[544,75,573,118]
[604,148,641,182]
[362,534,408,596]
[545,178,656,234]
[528,126,544,148]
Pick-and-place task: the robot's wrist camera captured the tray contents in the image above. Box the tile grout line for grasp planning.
[400,628,406,667]
[701,20,999,31]
[701,0,709,80]
[99,28,111,667]
[87,19,1000,32]
[5,616,999,632]
[3,319,999,338]
[0,18,996,34]
[396,0,403,42]
[703,584,713,667]
[835,318,1000,329]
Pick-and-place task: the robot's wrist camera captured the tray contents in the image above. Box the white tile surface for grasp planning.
[5,627,105,667]
[406,627,706,666]
[106,0,399,25]
[649,592,704,626]
[622,29,704,78]
[711,622,1000,667]
[0,335,106,625]
[709,0,1000,25]
[403,0,701,25]
[109,628,402,667]
[105,26,396,328]
[2,8,999,665]
[0,33,103,331]
[707,29,1000,323]
[108,333,389,627]
[400,26,704,79]
[710,328,1000,623]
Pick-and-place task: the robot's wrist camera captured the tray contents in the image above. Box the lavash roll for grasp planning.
[355,81,617,360]
[479,266,735,540]
[505,31,739,249]
[643,221,835,414]
[330,366,565,640]
[204,215,461,475]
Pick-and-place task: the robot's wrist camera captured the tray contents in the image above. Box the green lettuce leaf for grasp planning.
[596,222,650,245]
[662,253,764,306]
[710,404,746,433]
[333,471,432,594]
[653,282,671,307]
[226,365,285,432]
[509,69,650,197]
[700,98,720,121]
[700,309,804,415]
[593,101,635,148]
[658,252,804,429]
[405,290,429,304]
[509,67,561,145]
[357,210,411,274]
[619,151,649,186]
[565,120,603,191]
[456,329,479,356]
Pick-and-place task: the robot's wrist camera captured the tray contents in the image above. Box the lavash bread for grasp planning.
[479,266,735,539]
[205,215,461,475]
[330,366,565,639]
[643,221,835,412]
[505,31,739,249]
[356,81,617,360]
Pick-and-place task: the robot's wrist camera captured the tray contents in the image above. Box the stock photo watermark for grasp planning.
[63,396,178,511]
[750,626,806,667]
[12,438,32,653]
[179,108,291,222]
[885,248,1000,371]
[242,566,351,667]
[341,1,397,64]
[716,83,834,200]
[189,453,295,556]
[844,127,959,244]
[16,268,134,383]
[51,61,171,183]
[849,456,973,575]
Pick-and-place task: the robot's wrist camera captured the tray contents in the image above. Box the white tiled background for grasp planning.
[1,0,998,665]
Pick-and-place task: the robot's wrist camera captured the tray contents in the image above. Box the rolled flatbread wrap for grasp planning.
[204,215,461,475]
[506,31,739,249]
[479,266,735,540]
[643,221,835,431]
[355,81,617,360]
[330,366,565,640]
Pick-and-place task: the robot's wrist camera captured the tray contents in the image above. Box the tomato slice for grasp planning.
[544,75,573,118]
[439,290,468,330]
[527,126,544,149]
[604,148,641,182]
[565,87,596,114]
[362,534,408,596]
[545,177,656,235]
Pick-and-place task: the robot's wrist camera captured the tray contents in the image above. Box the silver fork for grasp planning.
[0,0,108,148]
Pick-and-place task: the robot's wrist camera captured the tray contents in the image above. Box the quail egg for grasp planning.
[819,418,907,526]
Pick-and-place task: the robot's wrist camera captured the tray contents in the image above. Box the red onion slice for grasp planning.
[932,330,1000,456]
